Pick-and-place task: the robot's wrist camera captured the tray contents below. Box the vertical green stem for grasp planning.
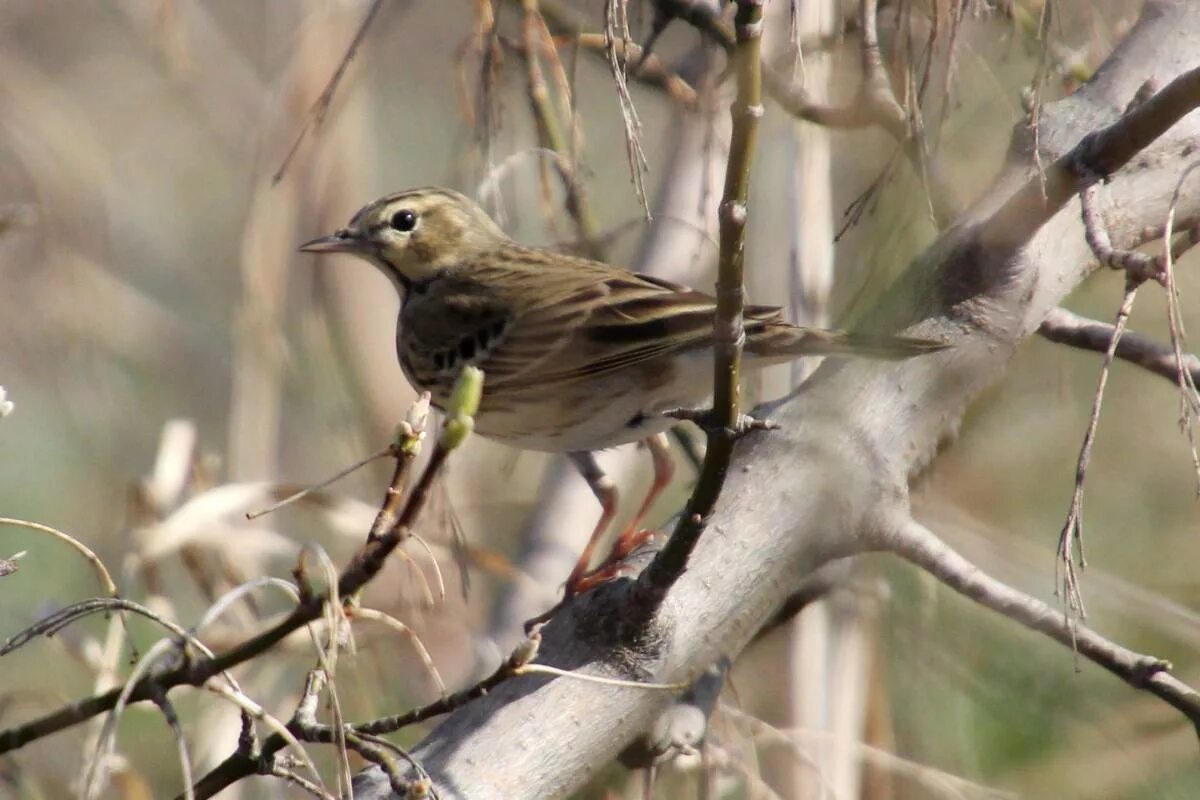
[637,0,765,602]
[712,0,763,427]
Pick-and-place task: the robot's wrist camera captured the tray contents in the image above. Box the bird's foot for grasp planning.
[522,528,661,633]
[571,527,658,594]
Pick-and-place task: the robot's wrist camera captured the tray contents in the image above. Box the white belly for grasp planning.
[472,349,718,452]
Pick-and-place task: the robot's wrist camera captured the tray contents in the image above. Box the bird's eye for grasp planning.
[390,209,418,232]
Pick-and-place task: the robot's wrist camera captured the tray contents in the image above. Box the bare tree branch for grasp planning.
[632,0,765,609]
[0,380,479,757]
[868,515,1200,732]
[1039,306,1200,387]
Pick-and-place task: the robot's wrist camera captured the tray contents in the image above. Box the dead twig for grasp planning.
[1056,278,1139,629]
[603,0,652,218]
[272,0,388,184]
[1161,162,1200,491]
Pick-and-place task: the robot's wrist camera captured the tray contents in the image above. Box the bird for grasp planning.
[300,187,943,598]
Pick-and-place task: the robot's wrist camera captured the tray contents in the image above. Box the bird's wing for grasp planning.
[481,268,784,393]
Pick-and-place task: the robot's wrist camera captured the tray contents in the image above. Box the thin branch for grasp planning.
[871,516,1200,735]
[513,0,705,105]
[1162,161,1200,490]
[267,765,336,800]
[352,628,540,738]
[202,680,327,794]
[245,445,392,521]
[0,517,119,598]
[1078,177,1168,283]
[1057,279,1140,625]
[571,33,699,107]
[633,0,765,610]
[272,0,388,183]
[1038,307,1200,386]
[2,598,190,656]
[515,5,605,258]
[720,705,1015,800]
[151,690,195,800]
[603,0,652,217]
[662,0,962,226]
[0,377,481,758]
[347,606,447,697]
[367,393,431,542]
[187,627,542,800]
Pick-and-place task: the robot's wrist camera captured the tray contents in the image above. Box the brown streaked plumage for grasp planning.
[300,187,945,596]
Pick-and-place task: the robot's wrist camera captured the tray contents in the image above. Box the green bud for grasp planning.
[441,415,475,450]
[438,368,483,450]
[447,366,484,418]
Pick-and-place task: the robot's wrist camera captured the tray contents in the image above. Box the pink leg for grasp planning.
[563,451,619,597]
[573,433,675,594]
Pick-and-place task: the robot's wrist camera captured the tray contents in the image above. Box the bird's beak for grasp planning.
[299,229,360,254]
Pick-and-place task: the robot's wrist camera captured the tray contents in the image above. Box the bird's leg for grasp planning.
[615,432,673,557]
[572,433,674,594]
[563,450,619,598]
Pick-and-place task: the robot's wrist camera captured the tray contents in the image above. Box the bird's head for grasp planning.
[300,187,507,289]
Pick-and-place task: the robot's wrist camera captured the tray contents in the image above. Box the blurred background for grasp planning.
[0,0,1197,798]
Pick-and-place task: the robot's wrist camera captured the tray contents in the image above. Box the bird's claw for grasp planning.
[662,408,779,438]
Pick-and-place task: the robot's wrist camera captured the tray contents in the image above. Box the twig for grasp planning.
[151,690,195,800]
[347,606,448,697]
[202,680,326,794]
[246,445,392,520]
[367,392,431,541]
[515,4,605,258]
[82,640,194,800]
[353,627,540,737]
[720,705,1015,799]
[194,576,302,632]
[303,544,353,796]
[667,0,960,227]
[0,518,119,598]
[1056,278,1140,629]
[0,375,482,763]
[272,0,388,184]
[515,663,687,690]
[343,730,437,798]
[1161,162,1200,491]
[1078,179,1168,283]
[408,533,447,604]
[570,33,699,107]
[603,0,653,217]
[267,765,335,800]
[2,597,190,656]
[634,0,765,610]
[189,626,542,800]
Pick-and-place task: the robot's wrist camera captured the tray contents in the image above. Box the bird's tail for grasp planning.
[745,324,947,361]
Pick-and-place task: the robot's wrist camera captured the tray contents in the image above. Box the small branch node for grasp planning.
[735,19,764,40]
[718,200,748,225]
